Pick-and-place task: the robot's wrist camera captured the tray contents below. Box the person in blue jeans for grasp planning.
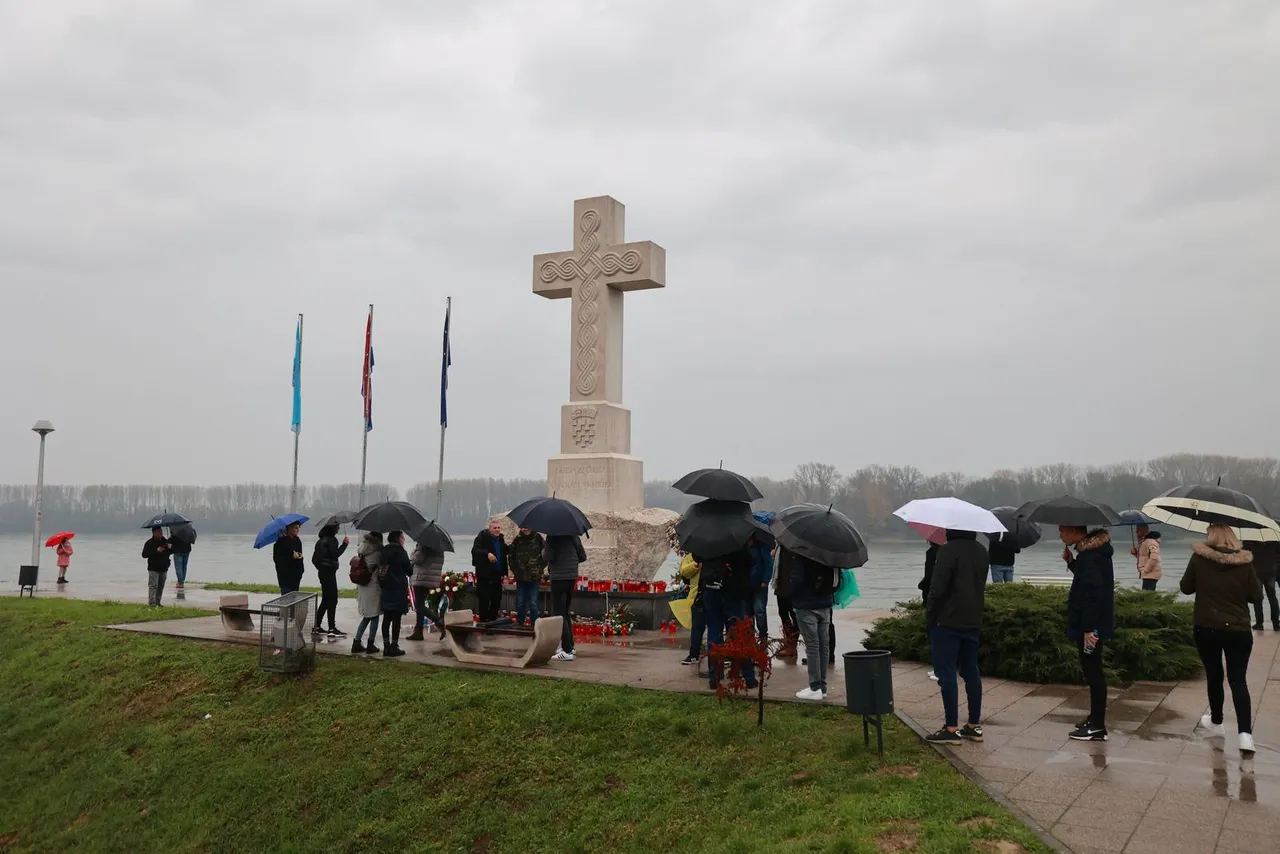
[987,534,1018,584]
[694,548,757,691]
[748,534,775,639]
[169,524,196,589]
[507,528,547,626]
[925,529,989,744]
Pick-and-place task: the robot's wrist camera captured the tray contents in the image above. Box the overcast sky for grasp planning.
[3,1,1278,489]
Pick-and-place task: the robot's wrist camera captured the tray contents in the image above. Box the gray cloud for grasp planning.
[3,0,1279,490]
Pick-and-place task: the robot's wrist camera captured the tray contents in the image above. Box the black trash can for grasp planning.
[843,649,894,715]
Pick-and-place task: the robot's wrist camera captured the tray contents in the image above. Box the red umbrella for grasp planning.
[45,531,75,547]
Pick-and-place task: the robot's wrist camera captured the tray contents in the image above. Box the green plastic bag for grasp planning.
[833,568,861,609]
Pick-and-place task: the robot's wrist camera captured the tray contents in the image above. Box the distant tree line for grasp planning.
[2,454,1276,536]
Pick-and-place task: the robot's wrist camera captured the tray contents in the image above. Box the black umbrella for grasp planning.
[169,523,198,545]
[353,501,428,534]
[1014,495,1122,528]
[672,465,763,503]
[507,496,592,537]
[675,499,766,559]
[771,503,869,568]
[141,511,191,529]
[314,511,357,528]
[988,506,1042,549]
[407,519,456,553]
[1142,484,1280,537]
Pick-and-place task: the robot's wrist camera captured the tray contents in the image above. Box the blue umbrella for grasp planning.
[253,514,309,549]
[507,496,591,537]
[1113,509,1159,527]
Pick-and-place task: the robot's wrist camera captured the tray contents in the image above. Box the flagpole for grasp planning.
[290,313,303,514]
[359,304,372,508]
[435,296,451,521]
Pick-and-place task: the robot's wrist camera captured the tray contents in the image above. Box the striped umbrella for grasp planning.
[1142,484,1280,542]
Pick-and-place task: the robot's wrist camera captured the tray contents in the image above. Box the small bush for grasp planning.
[862,584,1201,684]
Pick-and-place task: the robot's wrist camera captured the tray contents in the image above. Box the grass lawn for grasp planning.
[0,599,1047,854]
[201,581,357,598]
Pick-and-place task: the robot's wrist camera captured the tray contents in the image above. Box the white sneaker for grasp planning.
[1199,715,1226,736]
[928,671,939,681]
[1240,732,1256,754]
[551,649,575,662]
[795,687,825,701]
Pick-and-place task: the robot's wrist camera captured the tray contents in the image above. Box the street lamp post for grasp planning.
[30,420,54,567]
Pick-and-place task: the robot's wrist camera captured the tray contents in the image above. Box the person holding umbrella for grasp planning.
[169,523,196,589]
[49,532,74,585]
[378,531,413,657]
[1179,524,1263,753]
[142,526,171,606]
[1060,525,1116,742]
[924,529,989,744]
[273,521,306,594]
[694,546,758,692]
[545,533,587,661]
[1016,496,1121,741]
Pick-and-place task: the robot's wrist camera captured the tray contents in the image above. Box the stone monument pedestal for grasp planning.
[530,195,674,581]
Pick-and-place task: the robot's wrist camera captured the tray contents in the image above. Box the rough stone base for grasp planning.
[493,506,679,582]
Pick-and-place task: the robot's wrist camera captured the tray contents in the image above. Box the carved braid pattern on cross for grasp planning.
[536,209,642,397]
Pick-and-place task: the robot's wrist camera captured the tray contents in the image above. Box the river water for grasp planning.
[0,532,1191,610]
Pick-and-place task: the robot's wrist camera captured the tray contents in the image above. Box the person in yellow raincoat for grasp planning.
[671,554,707,665]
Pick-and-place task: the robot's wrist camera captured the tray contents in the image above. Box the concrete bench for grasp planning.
[444,609,561,669]
[218,594,263,633]
[1021,576,1073,588]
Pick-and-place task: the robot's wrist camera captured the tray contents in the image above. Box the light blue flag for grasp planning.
[291,315,303,432]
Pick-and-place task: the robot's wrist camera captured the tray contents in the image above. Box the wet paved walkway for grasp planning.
[13,579,1280,852]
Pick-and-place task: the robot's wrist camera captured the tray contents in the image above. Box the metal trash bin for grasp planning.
[843,649,894,757]
[259,591,318,674]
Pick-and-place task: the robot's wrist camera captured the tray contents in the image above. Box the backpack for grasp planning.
[348,554,372,586]
[375,563,391,587]
[809,560,838,597]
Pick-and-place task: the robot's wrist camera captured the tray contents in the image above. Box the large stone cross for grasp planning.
[532,196,666,513]
[533,196,666,403]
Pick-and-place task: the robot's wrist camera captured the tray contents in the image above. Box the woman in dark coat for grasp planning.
[378,531,413,658]
[272,522,305,594]
[1060,527,1115,742]
[310,523,349,636]
[1181,524,1264,754]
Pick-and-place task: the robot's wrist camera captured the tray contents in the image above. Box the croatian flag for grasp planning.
[440,298,451,428]
[361,307,374,433]
[290,315,303,433]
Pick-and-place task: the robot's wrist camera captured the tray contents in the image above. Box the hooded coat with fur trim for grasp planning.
[1066,530,1115,640]
[1179,542,1263,631]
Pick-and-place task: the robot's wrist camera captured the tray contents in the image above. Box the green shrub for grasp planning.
[862,584,1201,684]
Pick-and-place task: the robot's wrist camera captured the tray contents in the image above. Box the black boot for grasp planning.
[364,640,379,654]
[351,639,366,654]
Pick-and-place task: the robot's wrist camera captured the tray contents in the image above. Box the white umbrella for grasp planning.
[893,497,1007,538]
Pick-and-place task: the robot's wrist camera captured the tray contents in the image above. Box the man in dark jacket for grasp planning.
[1061,527,1115,741]
[378,531,413,657]
[508,528,547,626]
[142,527,171,606]
[1249,540,1280,630]
[789,549,837,700]
[170,523,196,589]
[987,535,1019,584]
[545,534,587,661]
[272,521,305,594]
[925,530,988,744]
[693,547,758,692]
[470,520,507,623]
